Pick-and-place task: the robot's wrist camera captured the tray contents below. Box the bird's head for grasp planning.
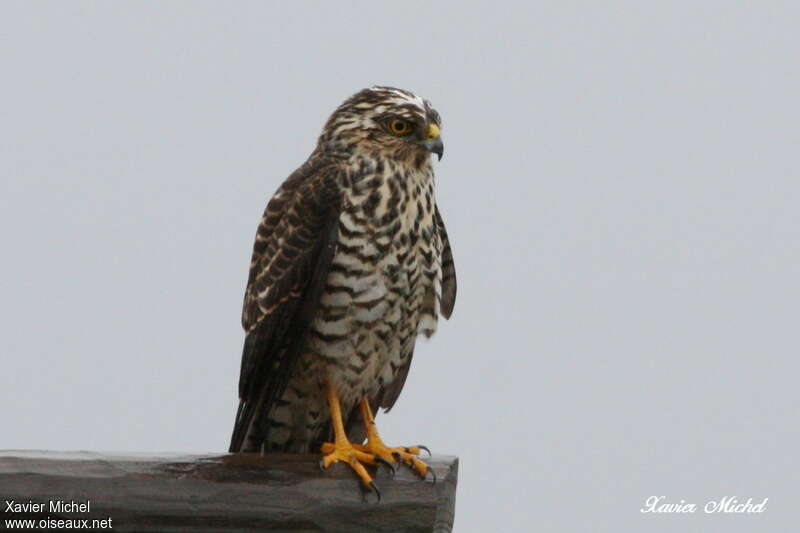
[319,86,443,165]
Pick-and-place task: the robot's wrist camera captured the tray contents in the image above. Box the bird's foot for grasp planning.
[319,440,380,496]
[365,441,433,480]
[323,441,433,480]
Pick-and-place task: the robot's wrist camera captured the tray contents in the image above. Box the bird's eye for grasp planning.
[387,119,413,136]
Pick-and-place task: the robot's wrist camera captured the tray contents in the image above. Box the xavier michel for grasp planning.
[5,499,91,513]
[641,496,768,514]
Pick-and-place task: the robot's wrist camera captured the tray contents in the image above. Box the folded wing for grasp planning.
[229,159,343,452]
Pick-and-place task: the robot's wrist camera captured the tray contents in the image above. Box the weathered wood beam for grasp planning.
[0,451,457,532]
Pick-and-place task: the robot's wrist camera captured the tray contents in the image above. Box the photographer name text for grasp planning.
[641,495,767,514]
[6,499,91,514]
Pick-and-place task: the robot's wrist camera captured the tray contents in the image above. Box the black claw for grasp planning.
[375,456,396,477]
[392,451,403,463]
[427,467,437,484]
[418,445,431,457]
[368,481,381,503]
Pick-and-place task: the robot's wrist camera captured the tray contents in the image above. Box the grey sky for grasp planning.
[2,2,798,532]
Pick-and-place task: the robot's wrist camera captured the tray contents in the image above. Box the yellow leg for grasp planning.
[360,398,432,478]
[322,397,432,479]
[319,383,377,491]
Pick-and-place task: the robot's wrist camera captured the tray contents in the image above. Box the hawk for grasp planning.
[229,87,457,494]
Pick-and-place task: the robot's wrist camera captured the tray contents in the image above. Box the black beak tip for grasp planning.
[424,138,444,161]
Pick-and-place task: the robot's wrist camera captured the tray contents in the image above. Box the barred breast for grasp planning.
[261,158,443,452]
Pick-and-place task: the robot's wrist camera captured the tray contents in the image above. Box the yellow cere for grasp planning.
[426,123,440,140]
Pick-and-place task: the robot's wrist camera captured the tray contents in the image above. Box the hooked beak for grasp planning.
[422,123,444,160]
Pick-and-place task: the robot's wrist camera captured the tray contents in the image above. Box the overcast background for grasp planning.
[2,2,798,532]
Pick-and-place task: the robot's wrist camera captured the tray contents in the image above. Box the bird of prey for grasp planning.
[229,86,456,494]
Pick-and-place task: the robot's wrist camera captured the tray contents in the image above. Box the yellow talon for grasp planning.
[358,398,432,479]
[319,385,432,489]
[319,383,376,488]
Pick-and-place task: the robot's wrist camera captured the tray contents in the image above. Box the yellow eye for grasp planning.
[388,119,413,136]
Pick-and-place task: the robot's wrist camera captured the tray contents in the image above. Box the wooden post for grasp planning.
[0,451,458,532]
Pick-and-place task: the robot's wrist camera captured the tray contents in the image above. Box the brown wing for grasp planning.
[229,157,342,452]
[436,204,457,319]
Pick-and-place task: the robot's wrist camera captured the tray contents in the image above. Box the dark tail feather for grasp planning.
[229,399,250,452]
